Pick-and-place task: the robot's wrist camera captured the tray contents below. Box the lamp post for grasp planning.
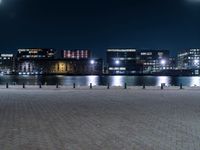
[90,60,95,74]
[114,60,120,74]
[160,59,166,70]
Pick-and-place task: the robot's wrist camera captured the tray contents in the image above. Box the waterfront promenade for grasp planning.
[0,87,200,150]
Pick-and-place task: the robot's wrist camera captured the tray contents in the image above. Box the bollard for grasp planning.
[73,83,76,89]
[180,83,183,90]
[107,83,110,89]
[56,83,59,88]
[143,84,145,89]
[161,83,164,90]
[23,83,25,89]
[39,84,42,88]
[124,83,127,89]
[90,83,92,89]
[6,83,8,89]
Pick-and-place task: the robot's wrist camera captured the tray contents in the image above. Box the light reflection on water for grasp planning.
[0,75,200,86]
[110,76,124,86]
[188,77,200,86]
[156,76,170,86]
[86,76,98,86]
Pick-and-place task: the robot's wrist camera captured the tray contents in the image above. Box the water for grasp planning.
[1,75,200,87]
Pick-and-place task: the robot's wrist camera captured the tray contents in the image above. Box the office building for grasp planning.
[0,54,15,74]
[138,50,170,73]
[62,50,91,59]
[107,49,142,74]
[177,49,200,75]
[17,58,103,75]
[17,48,55,59]
[177,49,200,69]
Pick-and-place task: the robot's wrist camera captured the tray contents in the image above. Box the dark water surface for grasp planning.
[1,75,200,86]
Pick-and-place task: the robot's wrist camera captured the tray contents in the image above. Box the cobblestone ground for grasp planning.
[0,88,200,150]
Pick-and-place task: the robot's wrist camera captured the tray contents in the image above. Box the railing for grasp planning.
[1,83,200,90]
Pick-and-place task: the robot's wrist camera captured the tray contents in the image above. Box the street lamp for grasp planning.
[90,60,95,74]
[115,60,120,65]
[90,60,95,65]
[160,59,166,66]
[160,59,166,71]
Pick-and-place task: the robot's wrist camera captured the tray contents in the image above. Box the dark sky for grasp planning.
[0,0,200,58]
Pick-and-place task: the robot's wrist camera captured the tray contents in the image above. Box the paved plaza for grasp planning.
[0,87,200,150]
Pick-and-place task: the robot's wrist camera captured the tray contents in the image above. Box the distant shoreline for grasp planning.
[2,73,200,77]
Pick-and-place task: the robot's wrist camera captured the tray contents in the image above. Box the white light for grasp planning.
[160,60,166,65]
[0,0,2,4]
[115,60,120,65]
[90,60,95,65]
[194,59,199,64]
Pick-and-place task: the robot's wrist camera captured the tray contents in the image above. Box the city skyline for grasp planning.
[1,48,200,76]
[0,0,200,58]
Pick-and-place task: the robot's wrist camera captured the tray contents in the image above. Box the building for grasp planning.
[138,50,170,73]
[177,49,200,69]
[17,48,55,59]
[17,58,103,75]
[0,54,15,74]
[62,50,91,59]
[177,49,200,75]
[107,49,142,74]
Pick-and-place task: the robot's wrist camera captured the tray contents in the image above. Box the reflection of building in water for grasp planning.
[0,54,15,74]
[17,59,103,75]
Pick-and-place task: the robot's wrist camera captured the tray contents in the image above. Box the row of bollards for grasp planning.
[4,83,185,90]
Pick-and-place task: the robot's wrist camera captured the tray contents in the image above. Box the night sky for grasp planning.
[0,0,200,58]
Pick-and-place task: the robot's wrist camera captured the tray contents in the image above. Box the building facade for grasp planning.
[177,49,200,69]
[0,54,15,74]
[17,48,55,59]
[17,59,103,75]
[177,49,200,75]
[107,49,142,74]
[138,50,170,73]
[62,50,91,59]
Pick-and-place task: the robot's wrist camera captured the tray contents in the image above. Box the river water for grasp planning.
[1,75,200,86]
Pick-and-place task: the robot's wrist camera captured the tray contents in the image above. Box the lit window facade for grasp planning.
[138,50,170,73]
[17,48,55,59]
[62,50,91,59]
[17,59,103,75]
[107,49,142,74]
[0,54,15,74]
[177,49,200,70]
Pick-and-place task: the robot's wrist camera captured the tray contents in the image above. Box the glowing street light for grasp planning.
[90,60,95,65]
[160,59,166,66]
[115,60,120,65]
